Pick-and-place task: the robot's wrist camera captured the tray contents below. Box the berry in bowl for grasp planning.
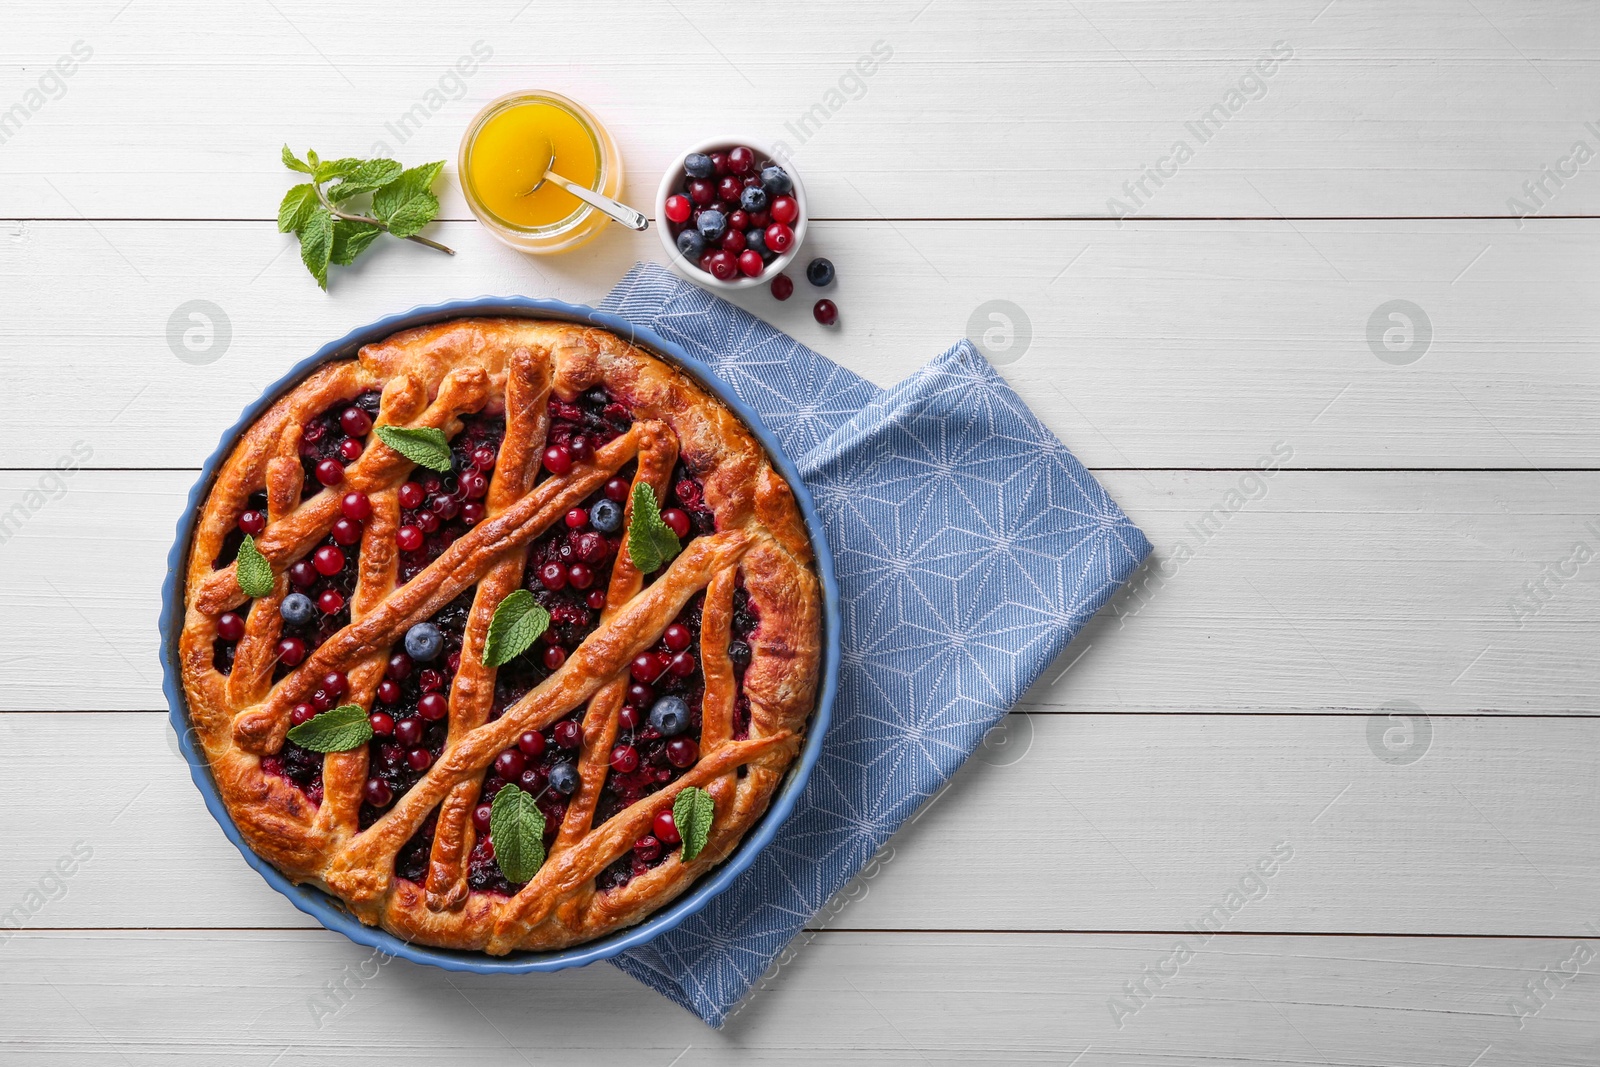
[656,139,806,289]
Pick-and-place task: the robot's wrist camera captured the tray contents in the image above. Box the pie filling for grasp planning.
[240,383,761,895]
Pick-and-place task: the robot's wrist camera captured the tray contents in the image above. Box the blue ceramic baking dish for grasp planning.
[158,296,840,973]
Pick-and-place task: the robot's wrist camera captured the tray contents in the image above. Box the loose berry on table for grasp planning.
[770,273,794,300]
[813,299,839,326]
[806,257,835,287]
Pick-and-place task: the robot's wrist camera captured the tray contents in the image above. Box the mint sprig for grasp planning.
[626,483,682,575]
[285,704,373,752]
[375,425,454,473]
[279,146,453,290]
[673,786,714,863]
[482,590,551,668]
[490,783,547,884]
[235,534,274,598]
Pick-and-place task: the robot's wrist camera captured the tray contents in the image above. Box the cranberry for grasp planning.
[518,767,544,792]
[653,809,681,845]
[314,458,344,487]
[553,719,582,749]
[331,517,361,546]
[471,445,497,471]
[586,589,608,610]
[663,624,692,652]
[340,491,371,521]
[668,651,697,677]
[313,545,345,576]
[728,209,749,231]
[709,151,730,176]
[417,692,448,720]
[414,510,439,534]
[321,670,348,698]
[337,406,370,436]
[717,175,743,203]
[386,653,413,680]
[543,645,567,670]
[539,561,567,591]
[462,502,485,525]
[363,778,393,807]
[290,702,316,726]
[664,194,692,224]
[419,668,444,693]
[570,436,593,462]
[338,438,363,462]
[461,470,488,499]
[728,145,755,174]
[217,612,246,642]
[447,652,461,674]
[317,589,344,614]
[238,510,267,536]
[770,274,794,300]
[399,482,425,509]
[377,679,401,704]
[721,229,747,255]
[421,472,442,494]
[626,681,654,707]
[687,178,715,206]
[749,209,770,229]
[631,652,667,684]
[666,738,699,768]
[395,717,424,747]
[494,749,526,780]
[634,835,663,863]
[565,507,589,529]
[518,731,546,757]
[543,445,572,476]
[707,251,738,281]
[303,422,326,444]
[574,531,608,562]
[739,250,764,277]
[276,636,306,666]
[379,743,403,767]
[311,688,334,712]
[472,803,493,833]
[619,705,641,731]
[661,509,691,538]
[433,496,460,521]
[813,299,839,326]
[604,478,630,502]
[406,748,433,772]
[764,223,794,254]
[289,560,318,588]
[610,745,640,773]
[368,711,394,736]
[568,563,594,590]
[396,525,423,552]
[771,195,799,225]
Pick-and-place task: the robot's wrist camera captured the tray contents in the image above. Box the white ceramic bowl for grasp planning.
[655,137,807,290]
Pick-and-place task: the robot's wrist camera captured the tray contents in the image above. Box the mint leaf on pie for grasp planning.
[673,786,714,863]
[376,425,453,472]
[235,534,274,598]
[482,590,551,668]
[626,483,681,575]
[490,783,546,884]
[298,208,334,291]
[285,703,373,752]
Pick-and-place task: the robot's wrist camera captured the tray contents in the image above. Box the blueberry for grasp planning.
[806,257,835,287]
[404,622,443,662]
[589,498,623,534]
[684,153,714,179]
[279,593,315,627]
[696,209,727,240]
[548,762,579,795]
[760,165,792,195]
[648,696,691,737]
[745,228,768,256]
[739,185,768,213]
[676,229,706,260]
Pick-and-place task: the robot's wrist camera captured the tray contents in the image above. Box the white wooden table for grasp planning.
[3,2,1598,1063]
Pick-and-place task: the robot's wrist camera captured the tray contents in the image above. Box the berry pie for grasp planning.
[177,318,821,953]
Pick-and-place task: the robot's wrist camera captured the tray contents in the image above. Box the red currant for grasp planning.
[238,510,267,536]
[770,274,794,300]
[664,194,692,224]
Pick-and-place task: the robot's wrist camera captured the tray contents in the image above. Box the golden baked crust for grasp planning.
[178,318,820,953]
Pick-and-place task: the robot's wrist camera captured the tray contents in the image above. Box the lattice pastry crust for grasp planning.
[178,318,821,953]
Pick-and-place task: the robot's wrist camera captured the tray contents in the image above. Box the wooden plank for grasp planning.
[1,930,1595,1064]
[2,219,1597,470]
[4,712,1595,934]
[1,469,1591,715]
[4,2,1600,219]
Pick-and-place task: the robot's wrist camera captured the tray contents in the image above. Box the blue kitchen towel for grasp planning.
[599,263,1150,1026]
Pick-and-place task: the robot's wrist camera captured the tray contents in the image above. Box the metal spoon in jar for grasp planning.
[521,139,650,231]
